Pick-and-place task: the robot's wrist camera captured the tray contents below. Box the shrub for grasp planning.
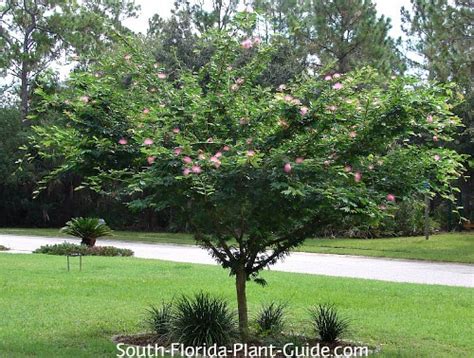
[61,217,113,247]
[146,302,174,338]
[0,245,9,251]
[171,292,238,346]
[309,304,349,343]
[255,302,287,336]
[33,242,133,256]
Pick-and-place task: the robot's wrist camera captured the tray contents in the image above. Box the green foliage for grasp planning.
[254,302,287,336]
[170,292,238,346]
[33,242,133,256]
[60,218,113,247]
[146,302,174,338]
[29,17,466,336]
[303,0,406,74]
[309,304,350,343]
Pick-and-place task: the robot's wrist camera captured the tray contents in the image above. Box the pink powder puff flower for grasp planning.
[183,156,192,164]
[328,105,337,112]
[283,163,292,173]
[157,73,167,79]
[215,151,223,158]
[183,168,191,176]
[379,204,387,210]
[333,73,341,79]
[284,95,293,102]
[124,54,132,61]
[241,38,253,49]
[147,156,156,165]
[80,96,89,103]
[324,160,331,166]
[172,127,180,134]
[324,75,332,81]
[278,84,286,91]
[291,98,302,105]
[296,157,304,164]
[426,115,433,123]
[253,37,262,45]
[118,138,128,145]
[354,172,362,182]
[236,78,244,85]
[349,131,357,138]
[332,82,343,90]
[223,145,230,151]
[434,154,441,161]
[433,135,439,142]
[174,147,183,156]
[191,165,202,174]
[143,138,153,146]
[344,165,352,172]
[300,106,309,116]
[386,194,396,202]
[143,108,150,114]
[246,150,255,157]
[210,156,221,168]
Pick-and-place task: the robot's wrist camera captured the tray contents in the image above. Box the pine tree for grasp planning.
[304,0,406,74]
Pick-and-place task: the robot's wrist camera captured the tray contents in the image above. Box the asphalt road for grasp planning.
[1,234,473,288]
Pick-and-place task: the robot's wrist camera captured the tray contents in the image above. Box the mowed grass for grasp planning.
[0,253,473,357]
[1,228,473,263]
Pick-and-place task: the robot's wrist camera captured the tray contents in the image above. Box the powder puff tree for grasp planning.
[30,13,466,341]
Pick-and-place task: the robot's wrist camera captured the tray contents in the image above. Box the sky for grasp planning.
[123,0,412,39]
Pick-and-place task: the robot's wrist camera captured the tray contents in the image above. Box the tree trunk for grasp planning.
[235,268,249,341]
[81,238,96,247]
[20,62,29,122]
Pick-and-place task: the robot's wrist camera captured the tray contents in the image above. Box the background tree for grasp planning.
[302,0,406,75]
[30,14,465,339]
[402,0,473,222]
[0,0,139,121]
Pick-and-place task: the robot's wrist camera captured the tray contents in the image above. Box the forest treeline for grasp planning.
[0,0,472,235]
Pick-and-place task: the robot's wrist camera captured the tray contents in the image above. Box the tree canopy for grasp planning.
[29,13,466,338]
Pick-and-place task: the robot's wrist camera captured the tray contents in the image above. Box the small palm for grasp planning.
[61,217,113,247]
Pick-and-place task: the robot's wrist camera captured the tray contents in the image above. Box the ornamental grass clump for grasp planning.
[170,292,238,346]
[255,302,287,336]
[310,304,350,343]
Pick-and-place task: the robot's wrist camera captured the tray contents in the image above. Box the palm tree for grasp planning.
[61,217,113,247]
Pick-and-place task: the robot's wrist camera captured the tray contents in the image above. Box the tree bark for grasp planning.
[20,61,29,122]
[235,267,249,341]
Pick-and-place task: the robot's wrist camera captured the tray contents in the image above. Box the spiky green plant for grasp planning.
[60,217,112,247]
[310,304,350,343]
[146,302,174,338]
[171,292,238,346]
[255,302,287,336]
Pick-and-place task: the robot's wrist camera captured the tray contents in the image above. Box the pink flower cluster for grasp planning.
[241,37,262,49]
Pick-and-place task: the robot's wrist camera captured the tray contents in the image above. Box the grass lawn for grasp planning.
[1,227,473,264]
[0,253,473,357]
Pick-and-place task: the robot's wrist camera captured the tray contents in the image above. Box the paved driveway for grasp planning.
[1,234,473,288]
